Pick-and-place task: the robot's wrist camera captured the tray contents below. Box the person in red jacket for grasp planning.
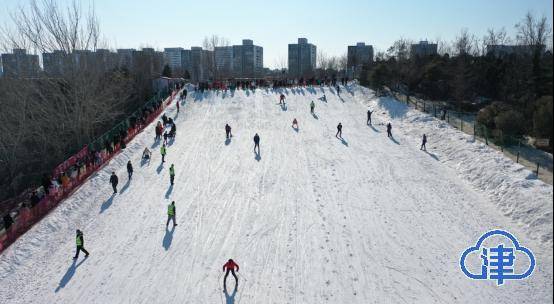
[223,259,239,290]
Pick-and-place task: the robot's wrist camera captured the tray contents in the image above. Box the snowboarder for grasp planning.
[160,144,167,163]
[127,160,133,179]
[292,118,298,129]
[166,201,177,228]
[336,123,343,138]
[253,133,260,154]
[279,94,286,105]
[387,123,393,138]
[109,172,118,194]
[223,259,239,290]
[169,164,175,185]
[73,229,89,260]
[310,100,315,114]
[225,124,232,139]
[420,134,427,151]
[367,109,373,125]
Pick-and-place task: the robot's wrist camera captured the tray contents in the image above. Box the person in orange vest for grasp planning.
[60,172,70,188]
[223,259,239,290]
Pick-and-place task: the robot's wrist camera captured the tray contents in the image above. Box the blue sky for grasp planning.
[1,0,552,68]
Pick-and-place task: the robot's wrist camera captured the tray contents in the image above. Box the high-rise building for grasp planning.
[190,47,212,82]
[485,44,543,58]
[214,46,234,77]
[117,49,136,68]
[163,47,185,72]
[133,48,164,76]
[214,39,263,78]
[410,41,438,57]
[347,42,374,77]
[1,49,40,77]
[288,38,316,77]
[43,50,68,76]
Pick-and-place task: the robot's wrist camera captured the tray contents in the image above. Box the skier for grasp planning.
[160,144,167,163]
[166,201,177,228]
[223,259,240,290]
[163,131,168,145]
[367,109,373,125]
[73,229,89,260]
[225,124,232,139]
[183,89,188,99]
[253,133,260,154]
[176,100,180,113]
[109,172,118,194]
[127,160,133,179]
[169,164,175,185]
[279,94,286,105]
[292,118,298,129]
[162,114,168,126]
[387,123,393,138]
[336,85,341,96]
[310,100,315,114]
[336,122,343,138]
[420,134,427,151]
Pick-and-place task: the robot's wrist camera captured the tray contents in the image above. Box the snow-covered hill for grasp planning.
[0,84,552,303]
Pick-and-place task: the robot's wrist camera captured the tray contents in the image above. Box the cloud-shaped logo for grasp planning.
[460,230,535,285]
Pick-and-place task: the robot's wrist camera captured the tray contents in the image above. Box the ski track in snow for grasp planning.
[0,85,552,303]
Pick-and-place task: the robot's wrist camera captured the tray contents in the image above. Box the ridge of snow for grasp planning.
[353,85,553,247]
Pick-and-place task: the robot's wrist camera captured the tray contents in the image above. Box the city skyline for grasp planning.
[0,0,552,69]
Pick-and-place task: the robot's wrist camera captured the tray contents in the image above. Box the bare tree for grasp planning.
[435,37,451,56]
[1,0,100,54]
[483,27,511,46]
[480,27,512,55]
[273,56,287,71]
[453,28,478,56]
[515,12,552,51]
[0,0,134,200]
[202,35,230,80]
[337,53,347,71]
[386,38,413,61]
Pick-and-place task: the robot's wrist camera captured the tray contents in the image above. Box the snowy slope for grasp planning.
[0,85,552,303]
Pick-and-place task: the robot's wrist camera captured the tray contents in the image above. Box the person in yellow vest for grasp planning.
[73,229,89,260]
[160,144,167,163]
[166,201,177,228]
[169,164,175,185]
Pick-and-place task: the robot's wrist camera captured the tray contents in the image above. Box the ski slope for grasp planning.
[0,84,552,303]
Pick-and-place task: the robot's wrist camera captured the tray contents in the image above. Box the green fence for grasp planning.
[87,87,171,153]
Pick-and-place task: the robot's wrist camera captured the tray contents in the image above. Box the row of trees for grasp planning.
[360,13,553,149]
[0,0,164,200]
